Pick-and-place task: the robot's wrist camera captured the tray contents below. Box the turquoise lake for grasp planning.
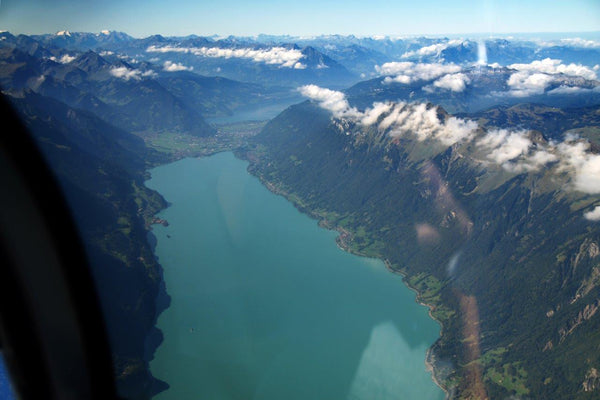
[146,152,443,400]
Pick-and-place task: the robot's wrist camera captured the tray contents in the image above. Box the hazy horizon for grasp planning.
[2,29,600,42]
[0,0,597,38]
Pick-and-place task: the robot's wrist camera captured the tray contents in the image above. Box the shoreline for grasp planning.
[146,152,451,398]
[249,165,452,399]
[336,230,451,400]
[148,152,453,398]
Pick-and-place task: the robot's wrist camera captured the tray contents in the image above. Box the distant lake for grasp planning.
[147,153,443,400]
[207,100,302,124]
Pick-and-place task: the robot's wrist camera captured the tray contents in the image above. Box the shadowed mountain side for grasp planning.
[6,92,171,399]
[0,47,216,137]
[155,71,299,118]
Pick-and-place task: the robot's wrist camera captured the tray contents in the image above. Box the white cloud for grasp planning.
[478,129,533,164]
[50,54,76,64]
[509,58,597,80]
[506,71,555,96]
[475,132,600,191]
[142,70,158,78]
[376,62,462,84]
[505,58,598,96]
[384,103,478,145]
[385,74,412,84]
[299,85,600,200]
[475,128,563,172]
[557,139,600,194]
[559,38,600,48]
[431,73,471,92]
[519,150,559,172]
[163,60,193,72]
[537,38,600,48]
[147,45,306,69]
[401,40,463,58]
[109,67,139,80]
[299,85,477,145]
[99,50,114,57]
[109,66,156,81]
[584,206,600,221]
[298,85,360,118]
[360,102,393,126]
[474,129,600,186]
[547,85,600,95]
[59,54,76,63]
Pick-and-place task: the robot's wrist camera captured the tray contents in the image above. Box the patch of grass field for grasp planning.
[485,362,529,396]
[478,347,508,367]
[142,123,262,157]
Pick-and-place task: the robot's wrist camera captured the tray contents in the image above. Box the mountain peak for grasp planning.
[146,34,167,42]
[56,30,72,37]
[0,31,16,41]
[72,50,108,72]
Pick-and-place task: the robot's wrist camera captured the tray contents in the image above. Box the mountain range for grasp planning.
[2,29,600,399]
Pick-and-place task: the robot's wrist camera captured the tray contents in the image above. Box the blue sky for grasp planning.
[0,0,598,37]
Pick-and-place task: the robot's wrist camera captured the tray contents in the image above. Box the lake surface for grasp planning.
[206,98,303,124]
[147,152,443,400]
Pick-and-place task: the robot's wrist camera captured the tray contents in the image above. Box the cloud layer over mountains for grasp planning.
[375,62,462,85]
[299,85,600,217]
[109,66,157,80]
[147,45,306,69]
[506,59,598,97]
[163,60,193,72]
[400,39,464,59]
[374,57,599,96]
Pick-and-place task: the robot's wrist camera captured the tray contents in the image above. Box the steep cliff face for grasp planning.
[583,368,600,393]
[240,101,600,399]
